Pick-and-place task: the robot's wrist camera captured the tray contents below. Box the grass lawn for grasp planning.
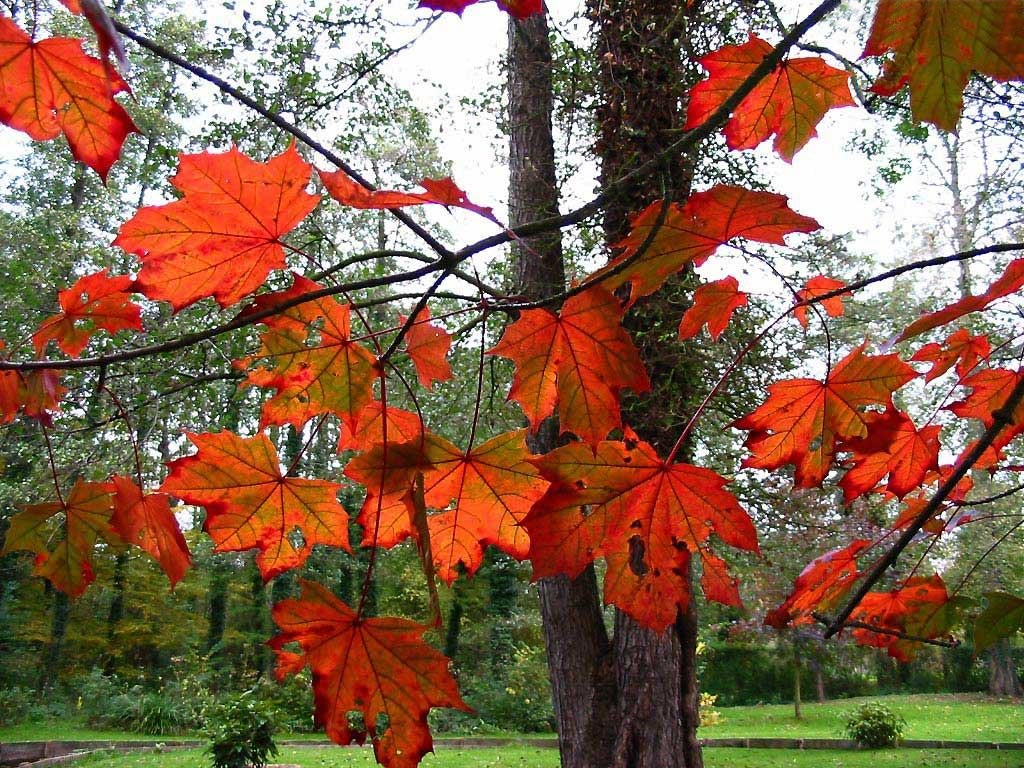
[704,693,1024,743]
[68,745,1024,768]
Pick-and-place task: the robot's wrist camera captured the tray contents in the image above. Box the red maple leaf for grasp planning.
[489,286,650,445]
[850,575,952,661]
[735,344,917,487]
[238,274,379,430]
[899,259,1024,341]
[863,0,1024,131]
[685,34,855,162]
[270,580,469,768]
[911,328,990,382]
[0,366,66,425]
[794,275,848,329]
[590,185,819,305]
[1,479,117,596]
[319,168,497,222]
[337,402,424,453]
[32,269,142,357]
[110,475,191,587]
[677,276,747,342]
[524,432,758,631]
[766,539,870,628]
[417,0,542,20]
[947,368,1024,462]
[160,431,351,580]
[0,15,138,179]
[401,306,453,389]
[422,430,548,583]
[115,144,319,310]
[837,407,941,503]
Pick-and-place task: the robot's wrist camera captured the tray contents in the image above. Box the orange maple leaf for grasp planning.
[735,344,917,487]
[685,34,856,162]
[422,430,548,583]
[110,475,191,587]
[319,168,497,222]
[1,479,117,596]
[837,407,941,503]
[591,185,819,305]
[0,15,138,179]
[947,368,1024,462]
[0,366,66,425]
[765,539,870,628]
[115,144,319,310]
[270,580,469,768]
[238,274,379,430]
[911,328,990,382]
[401,306,453,389]
[488,286,650,445]
[337,402,424,453]
[677,276,747,342]
[160,431,351,580]
[899,259,1024,341]
[794,275,848,329]
[863,0,1024,131]
[524,432,758,631]
[850,575,951,661]
[32,269,142,357]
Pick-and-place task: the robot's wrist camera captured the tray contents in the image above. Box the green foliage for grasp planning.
[76,668,207,734]
[0,684,32,724]
[204,690,279,768]
[844,702,906,747]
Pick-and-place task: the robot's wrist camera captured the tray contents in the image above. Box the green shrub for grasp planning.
[0,685,32,724]
[845,702,906,747]
[205,690,279,768]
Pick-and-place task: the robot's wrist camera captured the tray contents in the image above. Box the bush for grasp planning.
[75,669,205,734]
[0,685,32,724]
[205,690,279,768]
[845,702,906,747]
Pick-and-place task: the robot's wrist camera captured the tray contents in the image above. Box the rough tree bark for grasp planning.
[508,3,707,765]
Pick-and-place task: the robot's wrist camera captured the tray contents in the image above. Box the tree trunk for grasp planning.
[793,639,803,719]
[988,638,1023,697]
[507,4,705,765]
[38,586,69,691]
[591,1,703,766]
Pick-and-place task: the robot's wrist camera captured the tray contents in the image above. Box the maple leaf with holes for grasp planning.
[837,407,941,503]
[677,276,747,342]
[110,476,190,587]
[417,0,541,20]
[319,168,497,222]
[401,306,453,389]
[0,15,138,179]
[489,286,649,445]
[115,144,319,310]
[590,186,818,305]
[32,269,142,357]
[421,430,548,583]
[270,580,469,768]
[1,479,117,596]
[863,0,1024,131]
[735,344,916,487]
[160,431,350,580]
[238,274,378,430]
[849,576,952,661]
[765,539,870,628]
[911,328,990,382]
[685,34,855,162]
[523,431,758,631]
[899,259,1024,341]
[794,276,848,328]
